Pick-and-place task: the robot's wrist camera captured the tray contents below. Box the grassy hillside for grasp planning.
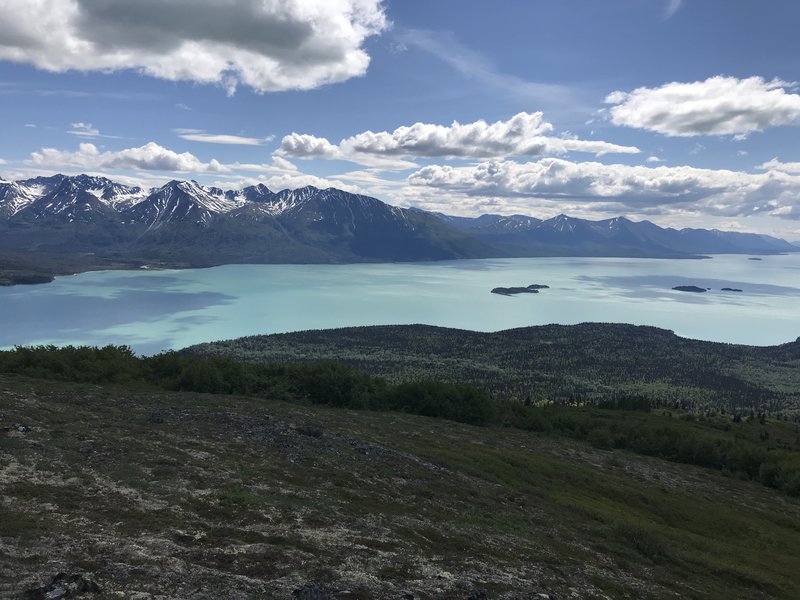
[186,323,800,416]
[3,373,800,599]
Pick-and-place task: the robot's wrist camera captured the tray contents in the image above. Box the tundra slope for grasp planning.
[2,375,800,599]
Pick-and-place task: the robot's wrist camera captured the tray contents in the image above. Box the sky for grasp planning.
[1,0,800,238]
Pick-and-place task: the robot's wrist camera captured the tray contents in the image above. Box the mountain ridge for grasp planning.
[0,173,797,285]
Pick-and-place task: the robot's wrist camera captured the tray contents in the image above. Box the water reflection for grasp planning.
[1,289,234,344]
[578,274,800,297]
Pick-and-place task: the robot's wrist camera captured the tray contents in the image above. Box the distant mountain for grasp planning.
[0,174,493,266]
[0,178,41,218]
[0,174,796,275]
[430,211,798,257]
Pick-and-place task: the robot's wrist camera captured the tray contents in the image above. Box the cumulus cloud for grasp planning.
[281,133,344,160]
[759,158,800,174]
[30,142,229,172]
[279,112,640,168]
[0,0,388,94]
[26,142,331,179]
[173,129,274,145]
[605,76,800,137]
[407,158,800,219]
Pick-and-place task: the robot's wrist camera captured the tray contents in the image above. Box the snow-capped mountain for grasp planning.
[0,179,40,218]
[123,180,245,229]
[0,173,796,266]
[69,174,147,209]
[0,174,145,218]
[0,174,492,264]
[18,178,118,224]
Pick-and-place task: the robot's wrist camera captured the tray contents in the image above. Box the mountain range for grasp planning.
[0,174,796,276]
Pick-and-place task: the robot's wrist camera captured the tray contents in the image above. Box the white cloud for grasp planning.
[759,158,800,174]
[605,76,800,136]
[0,0,388,94]
[407,158,800,220]
[26,142,337,180]
[30,142,229,173]
[173,129,274,146]
[67,122,121,139]
[279,133,343,160]
[279,112,640,169]
[646,156,664,163]
[68,122,99,137]
[209,171,365,195]
[269,156,300,173]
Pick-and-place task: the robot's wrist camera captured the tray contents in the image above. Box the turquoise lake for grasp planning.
[1,255,799,354]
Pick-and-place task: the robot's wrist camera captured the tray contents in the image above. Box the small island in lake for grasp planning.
[748,257,763,261]
[491,284,550,296]
[721,287,743,292]
[672,285,708,293]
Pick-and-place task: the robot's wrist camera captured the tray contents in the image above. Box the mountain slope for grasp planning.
[0,173,797,282]
[271,187,497,261]
[2,365,800,598]
[123,180,244,230]
[434,211,798,257]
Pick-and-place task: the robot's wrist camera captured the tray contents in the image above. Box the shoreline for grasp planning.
[9,249,787,288]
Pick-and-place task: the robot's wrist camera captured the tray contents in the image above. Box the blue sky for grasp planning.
[1,0,800,237]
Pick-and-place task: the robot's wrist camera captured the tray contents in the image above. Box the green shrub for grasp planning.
[387,381,496,426]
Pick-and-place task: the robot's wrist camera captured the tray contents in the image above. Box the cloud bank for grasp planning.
[30,142,229,173]
[0,0,388,93]
[605,76,800,137]
[279,112,640,168]
[408,158,800,220]
[173,129,273,146]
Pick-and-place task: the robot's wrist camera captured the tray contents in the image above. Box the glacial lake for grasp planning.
[1,255,799,354]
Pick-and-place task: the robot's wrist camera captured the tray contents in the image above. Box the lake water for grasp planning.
[1,255,799,354]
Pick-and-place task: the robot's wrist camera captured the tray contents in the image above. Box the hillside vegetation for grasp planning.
[3,370,800,598]
[186,323,800,416]
[1,343,800,488]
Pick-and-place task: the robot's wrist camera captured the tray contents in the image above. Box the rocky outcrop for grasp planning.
[23,573,100,599]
